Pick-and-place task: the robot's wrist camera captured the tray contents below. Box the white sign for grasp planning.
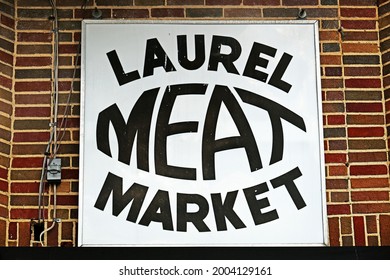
[79,20,327,246]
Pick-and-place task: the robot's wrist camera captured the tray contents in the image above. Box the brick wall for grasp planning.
[323,0,390,246]
[0,0,14,246]
[1,0,390,247]
[379,0,390,246]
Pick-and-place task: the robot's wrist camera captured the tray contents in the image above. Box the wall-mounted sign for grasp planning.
[79,20,327,246]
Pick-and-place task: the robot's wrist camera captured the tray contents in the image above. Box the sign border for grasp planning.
[78,19,328,247]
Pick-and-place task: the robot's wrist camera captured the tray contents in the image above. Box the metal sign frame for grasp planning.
[79,20,328,247]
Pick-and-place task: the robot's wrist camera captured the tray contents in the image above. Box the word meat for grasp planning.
[96,84,306,180]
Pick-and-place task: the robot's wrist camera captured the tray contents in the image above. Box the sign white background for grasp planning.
[79,20,327,246]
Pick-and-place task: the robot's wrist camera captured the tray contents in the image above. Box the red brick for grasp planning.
[8,222,17,240]
[331,191,349,202]
[151,8,184,17]
[0,75,12,90]
[352,191,389,202]
[15,56,52,67]
[61,241,73,247]
[345,66,381,76]
[326,91,344,101]
[57,117,79,128]
[342,43,379,53]
[186,8,223,17]
[379,215,390,245]
[328,165,348,176]
[349,139,386,150]
[17,32,52,42]
[61,169,79,180]
[72,131,79,141]
[45,220,58,246]
[15,81,51,92]
[58,44,79,54]
[13,132,50,143]
[0,220,6,246]
[62,222,74,240]
[11,182,40,193]
[15,94,51,105]
[346,103,383,112]
[15,106,51,118]
[321,78,344,88]
[341,217,352,234]
[0,193,7,205]
[353,216,366,246]
[112,9,149,18]
[243,0,280,4]
[283,0,317,5]
[225,8,262,17]
[341,8,377,18]
[18,222,31,246]
[325,67,342,76]
[55,195,78,206]
[342,236,353,246]
[327,204,351,215]
[347,115,384,125]
[351,178,389,189]
[10,169,42,181]
[1,14,15,29]
[368,236,378,246]
[0,180,7,192]
[12,157,44,168]
[326,179,348,189]
[0,206,7,219]
[0,167,7,179]
[323,103,345,113]
[348,127,384,137]
[10,209,42,219]
[341,20,376,30]
[12,144,50,155]
[348,151,387,162]
[366,215,377,233]
[0,50,13,65]
[206,0,242,4]
[320,54,341,65]
[327,115,345,125]
[339,0,377,6]
[328,217,340,246]
[353,203,390,214]
[345,78,382,88]
[325,153,346,163]
[17,44,52,55]
[342,31,378,41]
[350,164,388,176]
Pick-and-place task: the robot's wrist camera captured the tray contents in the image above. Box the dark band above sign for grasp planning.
[79,20,327,246]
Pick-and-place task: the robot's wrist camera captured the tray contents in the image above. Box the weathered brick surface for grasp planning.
[0,0,389,247]
[0,0,14,246]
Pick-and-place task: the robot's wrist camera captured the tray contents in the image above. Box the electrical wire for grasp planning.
[38,0,60,245]
[37,135,52,222]
[49,0,60,158]
[39,184,57,246]
[37,0,89,245]
[38,0,59,224]
[52,41,82,156]
[52,0,87,156]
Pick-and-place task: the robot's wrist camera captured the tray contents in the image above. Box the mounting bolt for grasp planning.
[297,9,307,20]
[92,7,103,19]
